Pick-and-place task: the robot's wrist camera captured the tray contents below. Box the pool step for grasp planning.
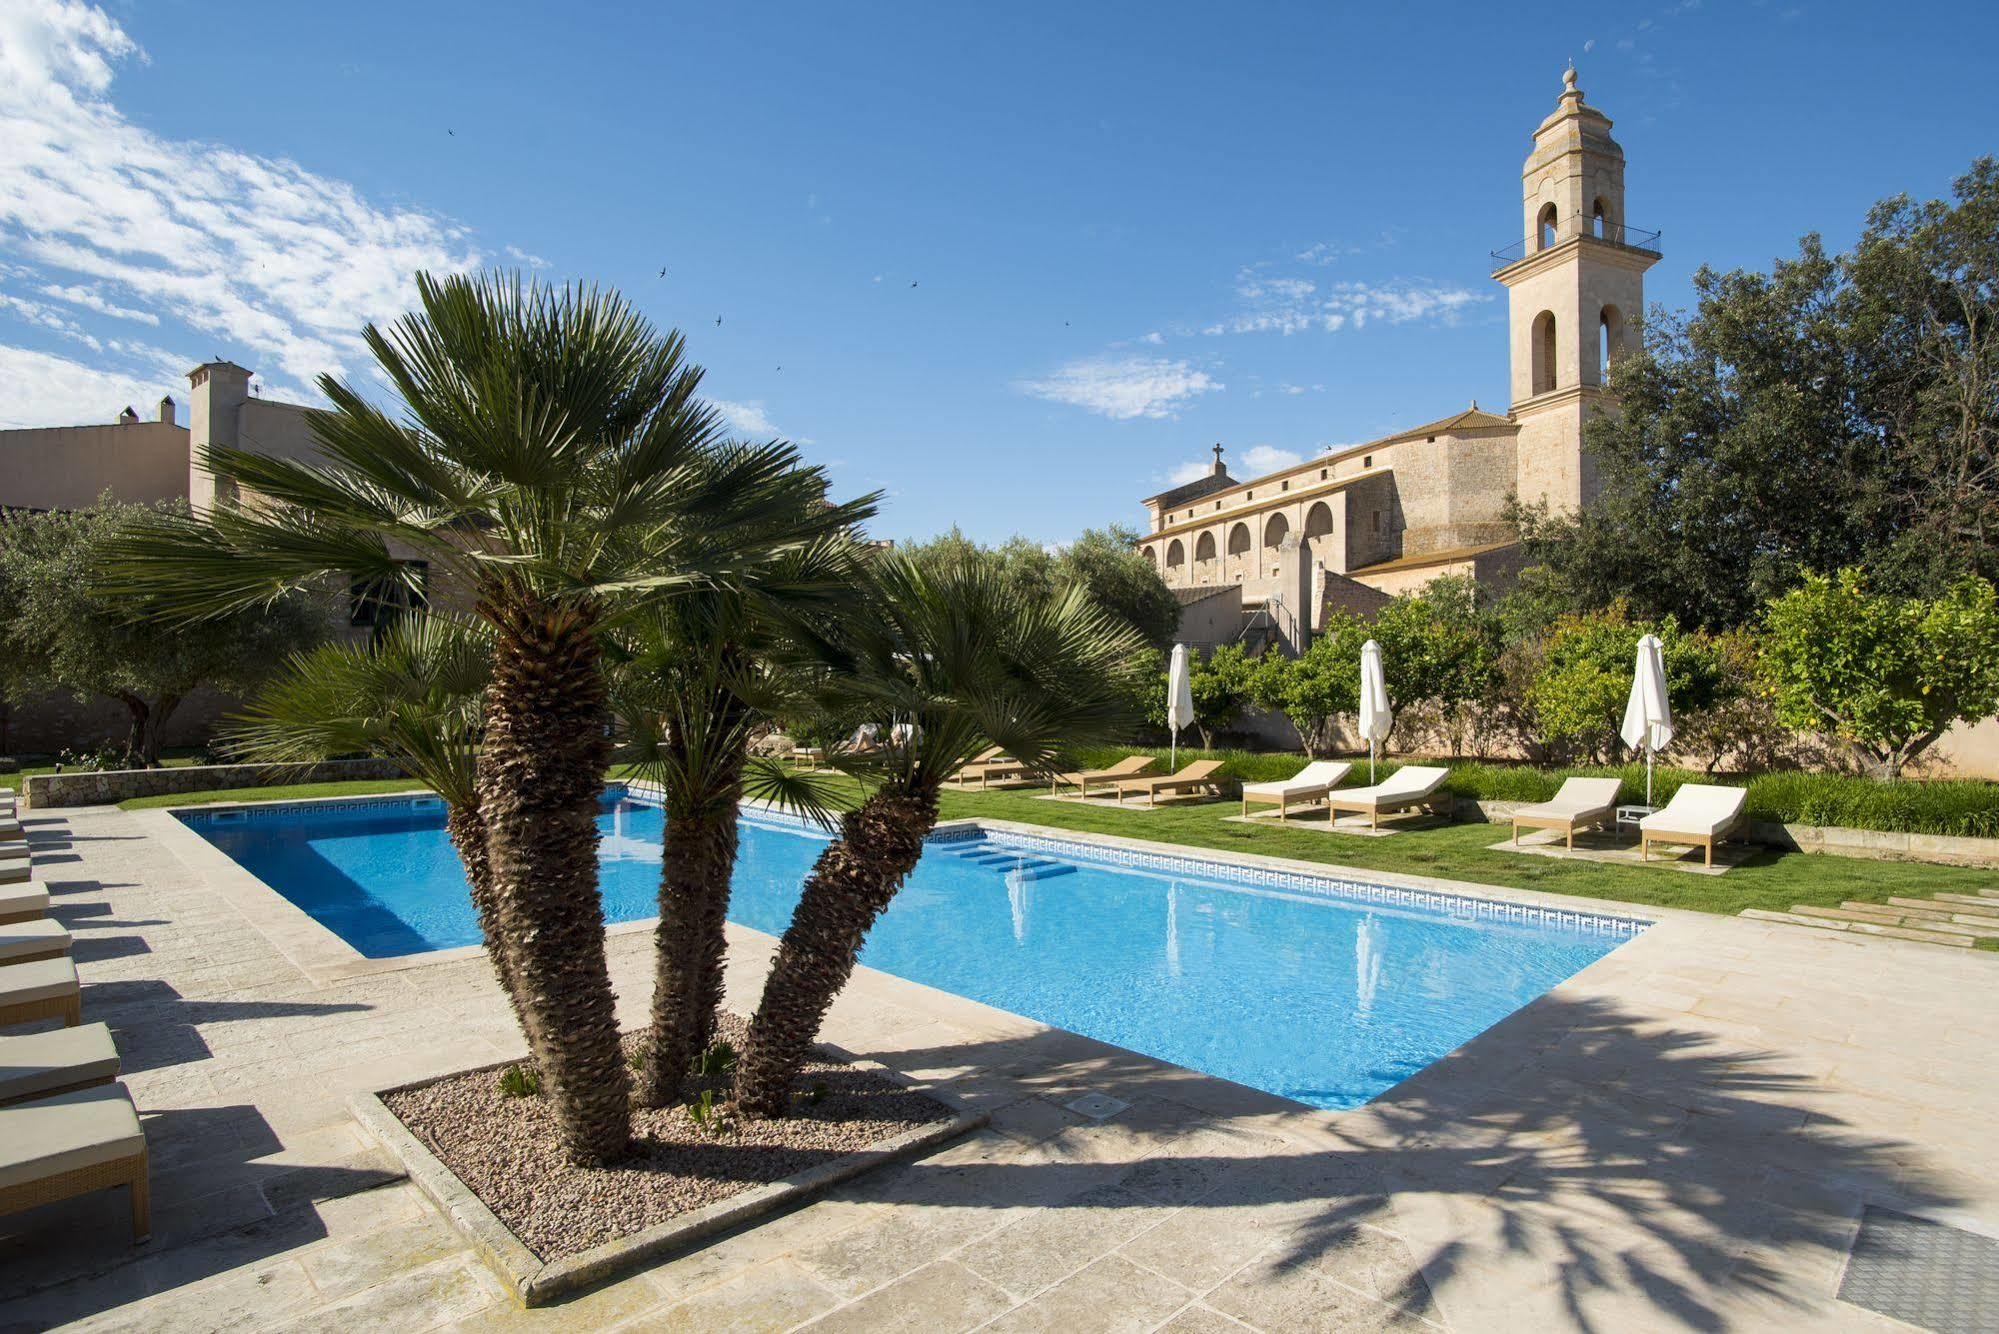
[1740,908,1973,948]
[941,845,1077,879]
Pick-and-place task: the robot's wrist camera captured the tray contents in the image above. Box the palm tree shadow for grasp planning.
[840,992,1960,1331]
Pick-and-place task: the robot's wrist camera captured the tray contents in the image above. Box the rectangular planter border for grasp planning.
[349,1048,987,1307]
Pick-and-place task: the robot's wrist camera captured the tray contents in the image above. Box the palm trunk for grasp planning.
[637,769,744,1105]
[732,780,938,1118]
[476,590,630,1165]
[443,802,527,1031]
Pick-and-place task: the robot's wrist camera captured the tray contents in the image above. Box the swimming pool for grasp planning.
[180,790,1643,1110]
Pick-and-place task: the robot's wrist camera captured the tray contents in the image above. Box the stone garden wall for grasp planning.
[25,758,411,809]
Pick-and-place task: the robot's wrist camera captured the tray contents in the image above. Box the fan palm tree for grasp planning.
[107,272,868,1165]
[222,613,521,1011]
[730,553,1148,1117]
[608,497,871,1106]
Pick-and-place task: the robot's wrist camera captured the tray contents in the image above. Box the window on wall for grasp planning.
[349,561,429,634]
[1599,305,1623,384]
[1532,310,1558,395]
[1370,511,1381,534]
[1319,468,1328,480]
[1363,455,1373,468]
[1537,202,1559,250]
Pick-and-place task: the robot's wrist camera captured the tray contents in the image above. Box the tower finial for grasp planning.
[1562,63,1579,94]
[1211,441,1225,475]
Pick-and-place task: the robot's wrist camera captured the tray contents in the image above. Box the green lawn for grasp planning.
[109,768,1999,925]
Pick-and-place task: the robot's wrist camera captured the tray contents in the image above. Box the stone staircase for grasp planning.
[1743,889,1999,949]
[941,839,1077,881]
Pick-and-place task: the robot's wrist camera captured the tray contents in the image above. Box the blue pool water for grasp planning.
[181,792,1640,1109]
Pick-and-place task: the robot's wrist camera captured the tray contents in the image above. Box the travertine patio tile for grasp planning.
[1155,1303,1258,1332]
[980,1254,1191,1332]
[789,1201,1012,1299]
[638,1198,880,1302]
[1206,1252,1434,1332]
[955,1184,1168,1299]
[297,1212,475,1302]
[798,1259,1011,1334]
[624,1258,839,1333]
[264,1256,500,1333]
[73,1257,319,1334]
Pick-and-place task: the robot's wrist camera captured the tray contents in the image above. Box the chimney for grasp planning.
[117,405,139,425]
[158,394,176,424]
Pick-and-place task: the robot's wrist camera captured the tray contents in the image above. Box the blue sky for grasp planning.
[2,1,1995,543]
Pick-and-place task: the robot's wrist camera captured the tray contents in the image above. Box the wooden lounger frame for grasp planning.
[1640,820,1741,869]
[0,990,80,1028]
[0,1145,148,1243]
[1322,790,1454,831]
[1511,806,1614,850]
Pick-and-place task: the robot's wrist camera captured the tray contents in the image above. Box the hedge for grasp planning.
[1064,745,1999,839]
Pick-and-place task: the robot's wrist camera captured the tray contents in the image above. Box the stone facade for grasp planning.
[1137,68,1659,644]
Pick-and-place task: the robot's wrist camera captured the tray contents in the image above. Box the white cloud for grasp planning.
[1209,272,1487,336]
[710,398,778,437]
[1138,330,1164,345]
[0,343,174,427]
[1163,460,1211,486]
[36,281,158,323]
[1017,356,1222,421]
[0,0,487,403]
[1242,445,1303,474]
[502,245,549,270]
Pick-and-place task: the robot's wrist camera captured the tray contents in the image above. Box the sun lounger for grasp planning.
[1321,766,1453,830]
[0,958,82,1028]
[1640,784,1747,868]
[0,921,69,966]
[0,1083,149,1243]
[0,1022,119,1107]
[948,748,1023,788]
[1113,760,1227,806]
[0,883,49,926]
[1050,755,1156,797]
[1240,760,1353,820]
[1510,777,1625,849]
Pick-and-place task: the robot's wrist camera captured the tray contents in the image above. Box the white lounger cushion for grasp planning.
[0,920,69,963]
[0,883,48,921]
[0,1083,145,1191]
[0,1022,119,1104]
[1517,777,1624,821]
[0,957,79,1005]
[1242,761,1352,798]
[1641,784,1747,837]
[1336,766,1450,807]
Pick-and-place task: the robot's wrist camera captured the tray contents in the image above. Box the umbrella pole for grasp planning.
[1646,749,1654,807]
[1369,740,1376,785]
[1171,729,1178,772]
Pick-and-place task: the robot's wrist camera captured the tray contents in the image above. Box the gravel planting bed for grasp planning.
[381,1015,953,1262]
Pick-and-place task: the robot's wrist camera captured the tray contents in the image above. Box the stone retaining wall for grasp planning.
[24,758,411,809]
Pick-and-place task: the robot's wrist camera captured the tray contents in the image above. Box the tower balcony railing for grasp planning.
[1490,221,1662,272]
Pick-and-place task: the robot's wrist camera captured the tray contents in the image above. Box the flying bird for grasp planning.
[658,267,667,278]
[910,281,918,288]
[447,129,455,137]
[715,316,722,326]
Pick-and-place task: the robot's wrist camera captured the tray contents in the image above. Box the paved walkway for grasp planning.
[2,802,1997,1331]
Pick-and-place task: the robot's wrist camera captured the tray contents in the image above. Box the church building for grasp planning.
[1136,68,1658,647]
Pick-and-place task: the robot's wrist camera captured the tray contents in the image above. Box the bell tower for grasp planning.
[1493,66,1658,513]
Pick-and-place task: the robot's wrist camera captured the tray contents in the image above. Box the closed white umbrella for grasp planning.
[1358,638,1393,784]
[1166,643,1195,770]
[1619,633,1675,807]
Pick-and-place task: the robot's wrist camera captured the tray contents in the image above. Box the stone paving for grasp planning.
[2,801,1998,1331]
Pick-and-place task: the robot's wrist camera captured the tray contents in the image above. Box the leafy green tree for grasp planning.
[1376,576,1503,755]
[1529,602,1732,763]
[1519,158,1999,628]
[1185,643,1257,748]
[1759,570,1999,778]
[1247,630,1359,757]
[730,553,1145,1116]
[108,273,867,1166]
[0,501,324,767]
